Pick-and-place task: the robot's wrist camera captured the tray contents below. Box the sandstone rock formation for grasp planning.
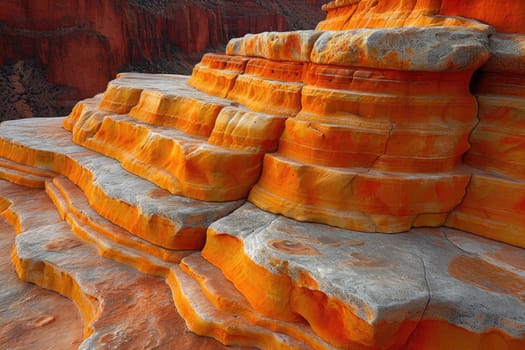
[0,0,326,119]
[1,1,524,349]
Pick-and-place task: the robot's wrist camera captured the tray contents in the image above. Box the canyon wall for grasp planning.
[0,0,325,120]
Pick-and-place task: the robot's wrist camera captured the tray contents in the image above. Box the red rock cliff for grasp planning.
[0,0,325,119]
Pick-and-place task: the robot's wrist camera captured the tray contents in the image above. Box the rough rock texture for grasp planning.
[310,27,490,71]
[0,179,244,349]
[0,0,326,119]
[63,73,287,201]
[204,26,492,235]
[317,0,520,32]
[1,1,525,349]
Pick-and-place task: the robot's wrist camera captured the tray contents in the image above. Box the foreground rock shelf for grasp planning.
[1,0,525,349]
[204,203,525,349]
[0,194,83,350]
[0,178,240,350]
[0,118,524,349]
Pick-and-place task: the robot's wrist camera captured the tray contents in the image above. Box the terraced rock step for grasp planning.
[0,216,83,350]
[0,117,244,249]
[168,264,308,349]
[66,73,288,201]
[203,203,525,349]
[15,220,238,349]
[45,176,193,276]
[0,157,56,189]
[70,112,265,201]
[188,53,250,98]
[249,153,470,233]
[447,170,525,248]
[0,178,250,349]
[94,73,240,136]
[0,180,62,233]
[179,254,337,350]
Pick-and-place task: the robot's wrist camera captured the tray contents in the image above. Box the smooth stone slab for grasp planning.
[12,219,242,349]
[203,203,525,349]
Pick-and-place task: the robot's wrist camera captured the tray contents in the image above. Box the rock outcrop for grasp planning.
[0,1,524,349]
[317,0,524,33]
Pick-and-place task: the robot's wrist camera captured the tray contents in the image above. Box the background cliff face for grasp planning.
[0,0,326,121]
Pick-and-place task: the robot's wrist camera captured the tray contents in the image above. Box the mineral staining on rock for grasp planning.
[1,1,525,349]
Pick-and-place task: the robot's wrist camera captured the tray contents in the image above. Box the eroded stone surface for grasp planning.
[226,30,323,62]
[188,54,250,98]
[1,179,244,349]
[168,264,308,349]
[1,2,525,349]
[0,180,62,234]
[250,154,471,233]
[0,216,83,350]
[453,33,525,248]
[203,203,525,349]
[317,0,497,32]
[179,253,338,350]
[45,175,193,276]
[0,157,56,189]
[65,73,290,201]
[0,117,244,249]
[13,219,238,350]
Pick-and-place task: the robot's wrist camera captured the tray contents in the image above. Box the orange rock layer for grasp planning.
[0,168,329,349]
[445,35,525,248]
[202,204,525,349]
[2,3,525,348]
[0,118,243,249]
[180,23,525,247]
[65,73,291,201]
[318,0,522,33]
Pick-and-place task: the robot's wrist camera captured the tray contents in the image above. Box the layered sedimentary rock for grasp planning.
[0,118,244,249]
[1,1,525,349]
[0,179,238,349]
[447,34,525,248]
[64,73,287,201]
[203,203,525,349]
[0,187,83,350]
[229,27,489,234]
[317,0,521,32]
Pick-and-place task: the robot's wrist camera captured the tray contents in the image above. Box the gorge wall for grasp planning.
[0,0,325,121]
